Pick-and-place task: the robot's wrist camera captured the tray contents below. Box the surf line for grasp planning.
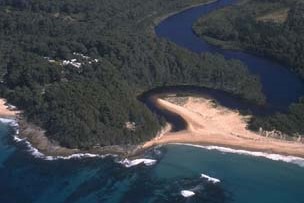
[0,117,118,160]
[0,118,160,169]
[172,143,304,167]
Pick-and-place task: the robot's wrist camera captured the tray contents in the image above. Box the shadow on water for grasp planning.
[139,85,272,132]
[155,0,304,110]
[145,0,304,131]
[139,90,188,132]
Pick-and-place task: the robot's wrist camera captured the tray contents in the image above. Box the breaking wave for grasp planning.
[0,118,115,161]
[180,190,195,197]
[172,143,304,167]
[201,173,221,183]
[119,158,157,168]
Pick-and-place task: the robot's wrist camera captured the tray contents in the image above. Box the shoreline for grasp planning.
[1,96,304,165]
[0,0,219,161]
[0,99,20,119]
[0,0,304,163]
[0,98,141,159]
[142,96,304,158]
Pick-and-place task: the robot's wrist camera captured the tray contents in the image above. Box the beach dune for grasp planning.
[143,96,304,158]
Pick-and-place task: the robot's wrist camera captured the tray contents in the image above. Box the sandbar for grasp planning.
[143,96,304,157]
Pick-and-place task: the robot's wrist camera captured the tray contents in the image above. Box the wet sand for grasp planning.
[143,96,304,158]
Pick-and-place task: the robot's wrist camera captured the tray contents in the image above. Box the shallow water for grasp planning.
[1,0,304,202]
[1,123,304,203]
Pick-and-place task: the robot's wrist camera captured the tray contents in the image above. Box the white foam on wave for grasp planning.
[21,136,116,160]
[43,152,113,161]
[180,190,195,197]
[119,158,157,168]
[0,118,116,161]
[13,133,112,160]
[0,118,20,139]
[201,173,220,183]
[13,135,24,142]
[0,118,18,126]
[172,143,304,167]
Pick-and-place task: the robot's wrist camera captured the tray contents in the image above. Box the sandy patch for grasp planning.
[143,96,304,157]
[0,99,20,118]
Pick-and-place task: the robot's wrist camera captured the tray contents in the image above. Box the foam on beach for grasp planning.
[119,158,157,168]
[201,173,221,183]
[180,190,195,197]
[173,143,304,167]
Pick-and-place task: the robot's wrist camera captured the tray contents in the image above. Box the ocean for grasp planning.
[1,122,304,203]
[1,0,304,202]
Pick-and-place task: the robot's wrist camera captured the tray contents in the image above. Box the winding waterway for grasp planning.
[1,1,304,202]
[155,0,304,111]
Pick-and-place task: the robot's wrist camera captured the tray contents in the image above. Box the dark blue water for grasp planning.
[1,123,304,203]
[1,1,304,202]
[155,0,304,110]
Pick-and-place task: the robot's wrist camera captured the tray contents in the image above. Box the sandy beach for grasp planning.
[0,99,20,119]
[143,96,304,157]
[1,95,304,158]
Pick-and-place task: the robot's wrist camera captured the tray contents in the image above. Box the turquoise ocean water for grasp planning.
[2,0,304,202]
[1,122,304,203]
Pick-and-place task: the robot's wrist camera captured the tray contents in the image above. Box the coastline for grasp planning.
[0,98,140,159]
[0,0,219,161]
[0,0,303,163]
[142,96,304,158]
[1,96,304,166]
[0,99,20,119]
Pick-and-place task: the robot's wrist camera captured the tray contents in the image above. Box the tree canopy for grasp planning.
[0,0,266,148]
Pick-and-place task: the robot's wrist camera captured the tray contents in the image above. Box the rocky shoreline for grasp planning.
[1,95,304,164]
[17,117,146,158]
[0,98,144,159]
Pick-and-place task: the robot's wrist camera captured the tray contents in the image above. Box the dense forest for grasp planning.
[250,98,304,137]
[0,0,265,148]
[194,0,304,77]
[194,0,304,136]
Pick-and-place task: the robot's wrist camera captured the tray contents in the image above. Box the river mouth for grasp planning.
[139,85,270,132]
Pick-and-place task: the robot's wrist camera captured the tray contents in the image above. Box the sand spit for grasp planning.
[143,96,304,158]
[1,95,304,162]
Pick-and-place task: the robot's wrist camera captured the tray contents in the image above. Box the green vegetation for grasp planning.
[194,0,304,78]
[250,98,304,137]
[0,0,265,148]
[194,0,304,136]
